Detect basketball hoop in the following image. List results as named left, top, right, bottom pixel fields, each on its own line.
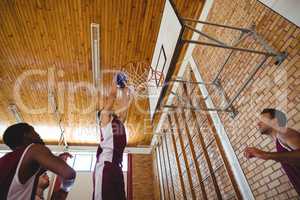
left=120, top=61, right=164, bottom=99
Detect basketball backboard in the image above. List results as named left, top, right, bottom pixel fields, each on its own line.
left=148, top=0, right=182, bottom=119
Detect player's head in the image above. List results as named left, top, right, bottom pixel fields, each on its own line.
left=38, top=173, right=50, bottom=189
left=3, top=123, right=44, bottom=150
left=258, top=108, right=287, bottom=135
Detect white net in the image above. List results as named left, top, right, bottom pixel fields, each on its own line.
left=121, top=61, right=164, bottom=99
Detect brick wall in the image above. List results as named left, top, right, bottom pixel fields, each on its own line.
left=152, top=150, right=161, bottom=200
left=152, top=0, right=299, bottom=199
left=191, top=0, right=300, bottom=199
left=153, top=68, right=241, bottom=199
left=132, top=154, right=155, bottom=200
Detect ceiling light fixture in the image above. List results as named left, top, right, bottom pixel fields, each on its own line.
left=48, top=91, right=68, bottom=149
left=8, top=104, right=23, bottom=123
left=91, top=23, right=100, bottom=88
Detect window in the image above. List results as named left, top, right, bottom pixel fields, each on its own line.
left=67, top=152, right=128, bottom=172
left=91, top=156, right=97, bottom=170
left=0, top=150, right=9, bottom=158
left=73, top=154, right=93, bottom=171
left=122, top=153, right=128, bottom=171
left=0, top=149, right=128, bottom=172
left=66, top=152, right=94, bottom=171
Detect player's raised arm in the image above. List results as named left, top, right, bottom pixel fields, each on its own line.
left=100, top=78, right=118, bottom=127
left=115, top=72, right=133, bottom=123
left=30, top=145, right=76, bottom=200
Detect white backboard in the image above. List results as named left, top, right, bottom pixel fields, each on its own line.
left=148, top=0, right=182, bottom=119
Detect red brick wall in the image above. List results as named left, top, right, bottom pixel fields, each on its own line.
left=132, top=154, right=155, bottom=200
left=191, top=0, right=300, bottom=199
left=152, top=0, right=299, bottom=199
left=153, top=69, right=240, bottom=199
left=152, top=150, right=161, bottom=200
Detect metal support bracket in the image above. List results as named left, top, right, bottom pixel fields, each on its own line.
left=169, top=79, right=238, bottom=117
left=154, top=1, right=287, bottom=120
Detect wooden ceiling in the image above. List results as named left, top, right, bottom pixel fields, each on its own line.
left=0, top=0, right=204, bottom=147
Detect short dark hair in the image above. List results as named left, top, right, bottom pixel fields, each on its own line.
left=3, top=123, right=33, bottom=149
left=261, top=108, right=287, bottom=127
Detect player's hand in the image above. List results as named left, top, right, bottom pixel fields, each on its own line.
left=38, top=173, right=50, bottom=189
left=58, top=152, right=73, bottom=161
left=123, top=81, right=129, bottom=88
left=244, top=147, right=269, bottom=160
left=110, top=82, right=118, bottom=96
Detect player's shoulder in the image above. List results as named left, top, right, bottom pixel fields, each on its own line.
left=285, top=128, right=300, bottom=150
left=278, top=128, right=299, bottom=138
left=27, top=144, right=51, bottom=157
left=285, top=128, right=300, bottom=138
left=29, top=143, right=46, bottom=149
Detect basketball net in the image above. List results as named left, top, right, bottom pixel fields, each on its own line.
left=121, top=61, right=164, bottom=99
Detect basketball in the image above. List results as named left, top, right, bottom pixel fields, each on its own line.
left=116, top=72, right=128, bottom=88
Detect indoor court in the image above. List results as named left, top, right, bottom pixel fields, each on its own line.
left=0, top=0, right=299, bottom=199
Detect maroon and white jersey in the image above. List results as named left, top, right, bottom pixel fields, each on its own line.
left=0, top=144, right=39, bottom=200
left=96, top=116, right=127, bottom=164
left=93, top=116, right=127, bottom=200
left=276, top=139, right=300, bottom=195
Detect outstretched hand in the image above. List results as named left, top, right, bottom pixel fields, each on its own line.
left=58, top=152, right=73, bottom=161
left=244, top=147, right=269, bottom=160
left=112, top=83, right=118, bottom=94
left=108, top=80, right=118, bottom=99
